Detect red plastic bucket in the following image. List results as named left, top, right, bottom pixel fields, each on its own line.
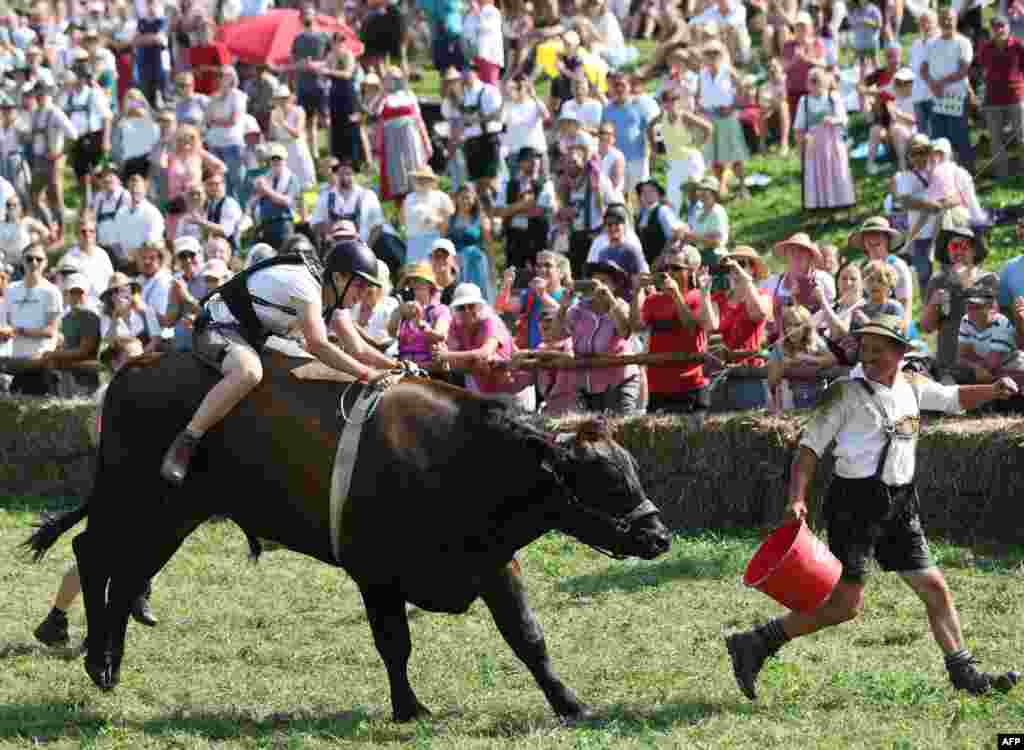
left=743, top=521, right=842, bottom=613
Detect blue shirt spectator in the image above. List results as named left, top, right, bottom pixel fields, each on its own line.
left=998, top=255, right=1024, bottom=310
left=602, top=102, right=649, bottom=163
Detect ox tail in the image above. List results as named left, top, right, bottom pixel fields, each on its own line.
left=22, top=503, right=89, bottom=563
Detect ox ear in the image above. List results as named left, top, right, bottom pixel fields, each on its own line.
left=575, top=417, right=612, bottom=445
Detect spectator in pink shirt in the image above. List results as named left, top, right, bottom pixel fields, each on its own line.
left=555, top=259, right=639, bottom=414
left=435, top=282, right=532, bottom=407
left=534, top=309, right=578, bottom=416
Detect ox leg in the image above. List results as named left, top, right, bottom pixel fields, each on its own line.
left=359, top=585, right=431, bottom=722
left=73, top=531, right=116, bottom=690
left=480, top=561, right=594, bottom=721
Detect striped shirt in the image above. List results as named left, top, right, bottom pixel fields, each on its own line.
left=958, top=313, right=1018, bottom=363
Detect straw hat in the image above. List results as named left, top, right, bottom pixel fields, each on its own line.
left=696, top=176, right=722, bottom=196
left=722, top=245, right=769, bottom=281
left=773, top=232, right=823, bottom=264
left=100, top=271, right=141, bottom=300
left=847, top=216, right=904, bottom=251
left=399, top=261, right=439, bottom=289
left=362, top=72, right=381, bottom=88
left=450, top=282, right=487, bottom=309
left=908, top=133, right=932, bottom=153
left=410, top=165, right=439, bottom=182
left=442, top=66, right=462, bottom=82
left=852, top=314, right=912, bottom=349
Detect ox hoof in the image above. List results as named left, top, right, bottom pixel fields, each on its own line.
left=558, top=703, right=596, bottom=724
left=392, top=702, right=432, bottom=723
left=85, top=658, right=116, bottom=691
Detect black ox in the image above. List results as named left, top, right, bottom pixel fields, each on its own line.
left=26, top=351, right=671, bottom=722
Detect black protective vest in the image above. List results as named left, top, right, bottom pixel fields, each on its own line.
left=200, top=254, right=307, bottom=349
left=505, top=176, right=549, bottom=241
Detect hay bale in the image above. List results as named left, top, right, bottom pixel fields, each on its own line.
left=3, top=399, right=1023, bottom=545
left=0, top=397, right=96, bottom=497
left=541, top=411, right=1024, bottom=546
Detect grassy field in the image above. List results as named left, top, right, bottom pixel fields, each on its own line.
left=2, top=495, right=1023, bottom=749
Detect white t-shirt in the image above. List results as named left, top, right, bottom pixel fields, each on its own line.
left=402, top=190, right=455, bottom=238
left=925, top=35, right=973, bottom=99
left=205, top=89, right=248, bottom=148
left=503, top=99, right=548, bottom=154
left=559, top=99, right=604, bottom=132
left=209, top=263, right=321, bottom=335
left=352, top=295, right=400, bottom=349
left=115, top=199, right=166, bottom=254
left=699, top=68, right=737, bottom=110
left=0, top=279, right=62, bottom=358
left=894, top=169, right=936, bottom=240
left=476, top=4, right=504, bottom=67
left=116, top=116, right=161, bottom=162
left=909, top=35, right=937, bottom=103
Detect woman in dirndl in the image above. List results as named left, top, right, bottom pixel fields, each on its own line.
left=698, top=41, right=750, bottom=201
left=447, top=183, right=495, bottom=303
left=374, top=67, right=432, bottom=203
left=794, top=69, right=855, bottom=213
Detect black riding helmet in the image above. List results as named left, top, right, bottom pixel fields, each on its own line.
left=324, top=239, right=381, bottom=287
left=322, top=239, right=381, bottom=322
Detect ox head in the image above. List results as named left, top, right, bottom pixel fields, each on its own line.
left=545, top=419, right=671, bottom=560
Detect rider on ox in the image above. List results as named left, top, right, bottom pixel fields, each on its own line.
left=726, top=315, right=1021, bottom=701
left=160, top=237, right=405, bottom=485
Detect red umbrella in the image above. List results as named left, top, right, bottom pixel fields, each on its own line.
left=216, top=9, right=363, bottom=67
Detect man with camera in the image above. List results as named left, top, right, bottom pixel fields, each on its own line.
left=630, top=244, right=717, bottom=417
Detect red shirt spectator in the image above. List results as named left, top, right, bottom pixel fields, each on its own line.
left=977, top=33, right=1024, bottom=106
left=713, top=289, right=771, bottom=367
left=641, top=289, right=708, bottom=394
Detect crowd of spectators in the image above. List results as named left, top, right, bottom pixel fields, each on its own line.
left=0, top=0, right=1023, bottom=416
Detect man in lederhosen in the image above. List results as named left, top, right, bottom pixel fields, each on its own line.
left=492, top=147, right=556, bottom=280
left=250, top=143, right=300, bottom=250
left=557, top=142, right=621, bottom=277
left=726, top=315, right=1021, bottom=700
left=635, top=179, right=684, bottom=267
left=458, top=63, right=502, bottom=207
left=188, top=171, right=243, bottom=254
left=29, top=80, right=78, bottom=241
left=310, top=157, right=386, bottom=247
left=61, top=63, right=113, bottom=204
left=90, top=165, right=130, bottom=258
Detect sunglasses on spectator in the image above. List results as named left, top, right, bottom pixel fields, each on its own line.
left=80, top=227, right=96, bottom=235
left=23, top=255, right=45, bottom=264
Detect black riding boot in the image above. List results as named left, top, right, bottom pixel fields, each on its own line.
left=726, top=618, right=790, bottom=700
left=946, top=651, right=1019, bottom=696
left=131, top=580, right=158, bottom=627
left=160, top=430, right=201, bottom=485
left=34, top=607, right=69, bottom=647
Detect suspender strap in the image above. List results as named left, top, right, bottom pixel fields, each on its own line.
left=855, top=376, right=922, bottom=485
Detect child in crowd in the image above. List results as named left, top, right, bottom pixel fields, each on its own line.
left=767, top=303, right=837, bottom=411
left=867, top=68, right=916, bottom=174
left=957, top=281, right=1024, bottom=384
left=848, top=0, right=883, bottom=73
left=758, top=58, right=790, bottom=155
left=854, top=259, right=905, bottom=328
left=534, top=309, right=578, bottom=415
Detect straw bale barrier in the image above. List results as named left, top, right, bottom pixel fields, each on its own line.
left=0, top=397, right=96, bottom=498
left=2, top=399, right=1023, bottom=545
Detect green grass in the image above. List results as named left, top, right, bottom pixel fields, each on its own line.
left=2, top=497, right=1022, bottom=749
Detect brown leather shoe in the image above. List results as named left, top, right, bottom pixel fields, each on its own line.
left=160, top=431, right=200, bottom=485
